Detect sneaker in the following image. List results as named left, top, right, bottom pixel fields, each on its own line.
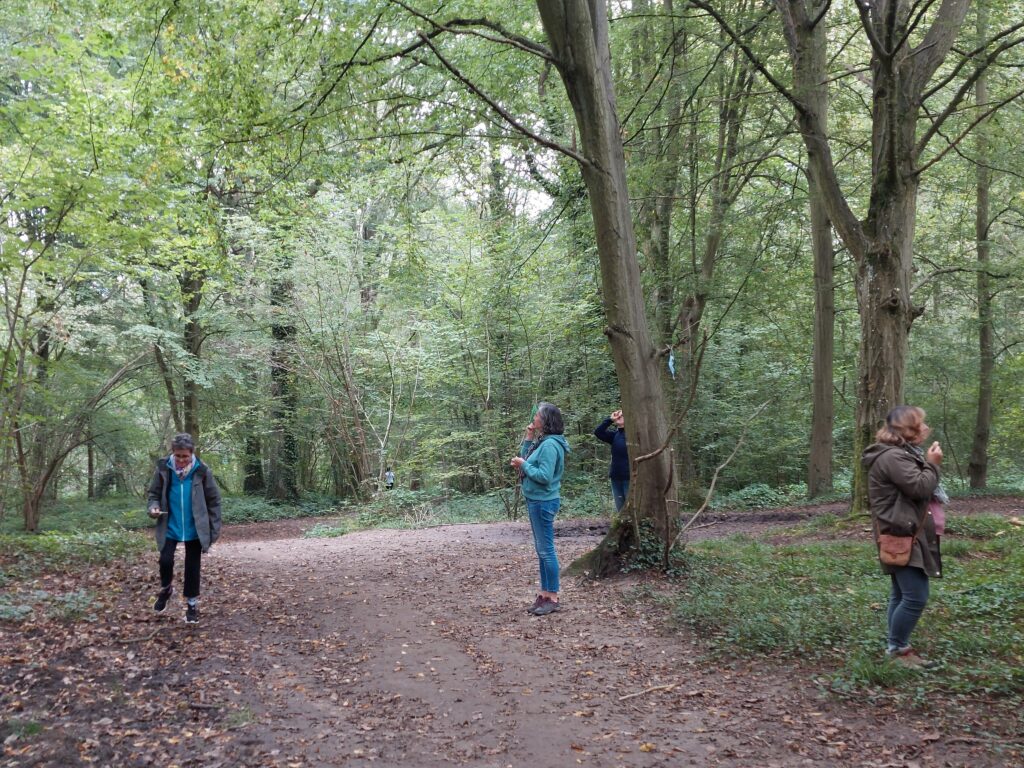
left=526, top=595, right=545, bottom=615
left=154, top=585, right=173, bottom=613
left=531, top=597, right=562, bottom=616
left=887, top=647, right=939, bottom=669
left=185, top=602, right=199, bottom=624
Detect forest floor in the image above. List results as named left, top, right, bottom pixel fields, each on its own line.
left=3, top=497, right=1023, bottom=767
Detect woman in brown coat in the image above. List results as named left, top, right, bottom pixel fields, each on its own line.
left=861, top=406, right=943, bottom=667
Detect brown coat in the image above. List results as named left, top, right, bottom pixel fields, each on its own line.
left=861, top=442, right=942, bottom=578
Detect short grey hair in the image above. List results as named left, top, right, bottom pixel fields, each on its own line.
left=171, top=433, right=195, bottom=452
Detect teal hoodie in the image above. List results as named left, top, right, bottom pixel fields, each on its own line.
left=519, top=434, right=570, bottom=501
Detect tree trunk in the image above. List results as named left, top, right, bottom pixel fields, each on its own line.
left=968, top=4, right=992, bottom=489
left=537, top=0, right=678, bottom=573
left=243, top=430, right=266, bottom=494
left=804, top=0, right=834, bottom=497
left=87, top=441, right=95, bottom=499
left=771, top=0, right=970, bottom=512
left=141, top=277, right=184, bottom=433
left=266, top=277, right=300, bottom=501
left=180, top=268, right=204, bottom=442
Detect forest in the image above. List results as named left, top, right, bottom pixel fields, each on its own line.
left=2, top=0, right=1023, bottom=538
left=3, top=2, right=1024, bottom=765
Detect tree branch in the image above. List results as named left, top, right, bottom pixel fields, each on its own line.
left=416, top=33, right=587, bottom=165
left=915, top=86, right=1024, bottom=176
left=690, top=1, right=802, bottom=115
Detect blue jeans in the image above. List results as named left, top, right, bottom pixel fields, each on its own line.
left=887, top=566, right=930, bottom=652
left=527, top=498, right=560, bottom=594
left=610, top=478, right=629, bottom=512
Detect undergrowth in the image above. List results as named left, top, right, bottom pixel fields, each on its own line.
left=661, top=514, right=1024, bottom=707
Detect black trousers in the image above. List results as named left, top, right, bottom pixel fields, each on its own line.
left=159, top=538, right=203, bottom=599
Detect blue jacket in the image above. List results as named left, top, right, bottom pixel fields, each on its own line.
left=594, top=418, right=630, bottom=480
left=147, top=456, right=222, bottom=552
left=519, top=435, right=570, bottom=501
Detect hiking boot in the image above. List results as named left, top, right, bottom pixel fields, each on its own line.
left=185, top=602, right=199, bottom=624
left=887, top=647, right=939, bottom=669
left=526, top=595, right=545, bottom=615
left=154, top=585, right=173, bottom=613
left=531, top=597, right=562, bottom=616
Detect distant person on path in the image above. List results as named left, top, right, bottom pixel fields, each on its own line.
left=147, top=433, right=222, bottom=625
left=594, top=409, right=629, bottom=512
left=510, top=402, right=570, bottom=617
left=385, top=467, right=395, bottom=490
left=862, top=406, right=944, bottom=668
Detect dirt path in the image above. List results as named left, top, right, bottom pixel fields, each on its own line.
left=3, top=502, right=1021, bottom=767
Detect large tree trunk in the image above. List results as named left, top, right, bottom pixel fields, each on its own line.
left=771, top=0, right=971, bottom=512
left=537, top=0, right=678, bottom=573
left=804, top=0, right=834, bottom=497
left=968, top=5, right=993, bottom=489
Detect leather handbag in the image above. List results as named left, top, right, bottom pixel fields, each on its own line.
left=877, top=533, right=914, bottom=566
left=875, top=504, right=929, bottom=567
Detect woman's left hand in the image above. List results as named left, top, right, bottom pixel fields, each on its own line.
left=510, top=456, right=525, bottom=469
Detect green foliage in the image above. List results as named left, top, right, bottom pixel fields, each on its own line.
left=0, top=530, right=148, bottom=579
left=0, top=496, right=150, bottom=535
left=663, top=516, right=1024, bottom=703
left=712, top=483, right=803, bottom=510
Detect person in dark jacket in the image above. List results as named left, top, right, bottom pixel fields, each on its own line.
left=594, top=409, right=629, bottom=512
left=147, top=433, right=222, bottom=624
left=861, top=406, right=943, bottom=668
left=511, top=402, right=570, bottom=616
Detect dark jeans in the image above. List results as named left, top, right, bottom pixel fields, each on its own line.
left=887, top=566, right=930, bottom=652
left=160, top=538, right=203, bottom=599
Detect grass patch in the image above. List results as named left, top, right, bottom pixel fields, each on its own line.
left=663, top=515, right=1024, bottom=704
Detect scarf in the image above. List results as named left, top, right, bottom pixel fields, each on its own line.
left=906, top=443, right=949, bottom=504
left=171, top=455, right=197, bottom=481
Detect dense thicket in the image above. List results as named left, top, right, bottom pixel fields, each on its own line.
left=2, top=0, right=1022, bottom=531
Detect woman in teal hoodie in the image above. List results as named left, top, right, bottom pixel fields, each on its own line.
left=147, top=433, right=222, bottom=624
left=510, top=402, right=570, bottom=616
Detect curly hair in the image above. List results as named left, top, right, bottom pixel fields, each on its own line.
left=875, top=406, right=925, bottom=445
left=536, top=402, right=564, bottom=436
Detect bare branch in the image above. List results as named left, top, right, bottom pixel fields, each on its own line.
left=388, top=0, right=553, bottom=60
left=690, top=1, right=802, bottom=114
left=916, top=34, right=1024, bottom=157
left=915, top=86, right=1024, bottom=176
left=416, top=33, right=587, bottom=165
left=669, top=402, right=770, bottom=551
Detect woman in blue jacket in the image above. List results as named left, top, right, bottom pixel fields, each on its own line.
left=594, top=409, right=629, bottom=511
left=511, top=402, right=570, bottom=616
left=147, top=433, right=222, bottom=624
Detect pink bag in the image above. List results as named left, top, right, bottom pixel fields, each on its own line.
left=929, top=499, right=946, bottom=536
